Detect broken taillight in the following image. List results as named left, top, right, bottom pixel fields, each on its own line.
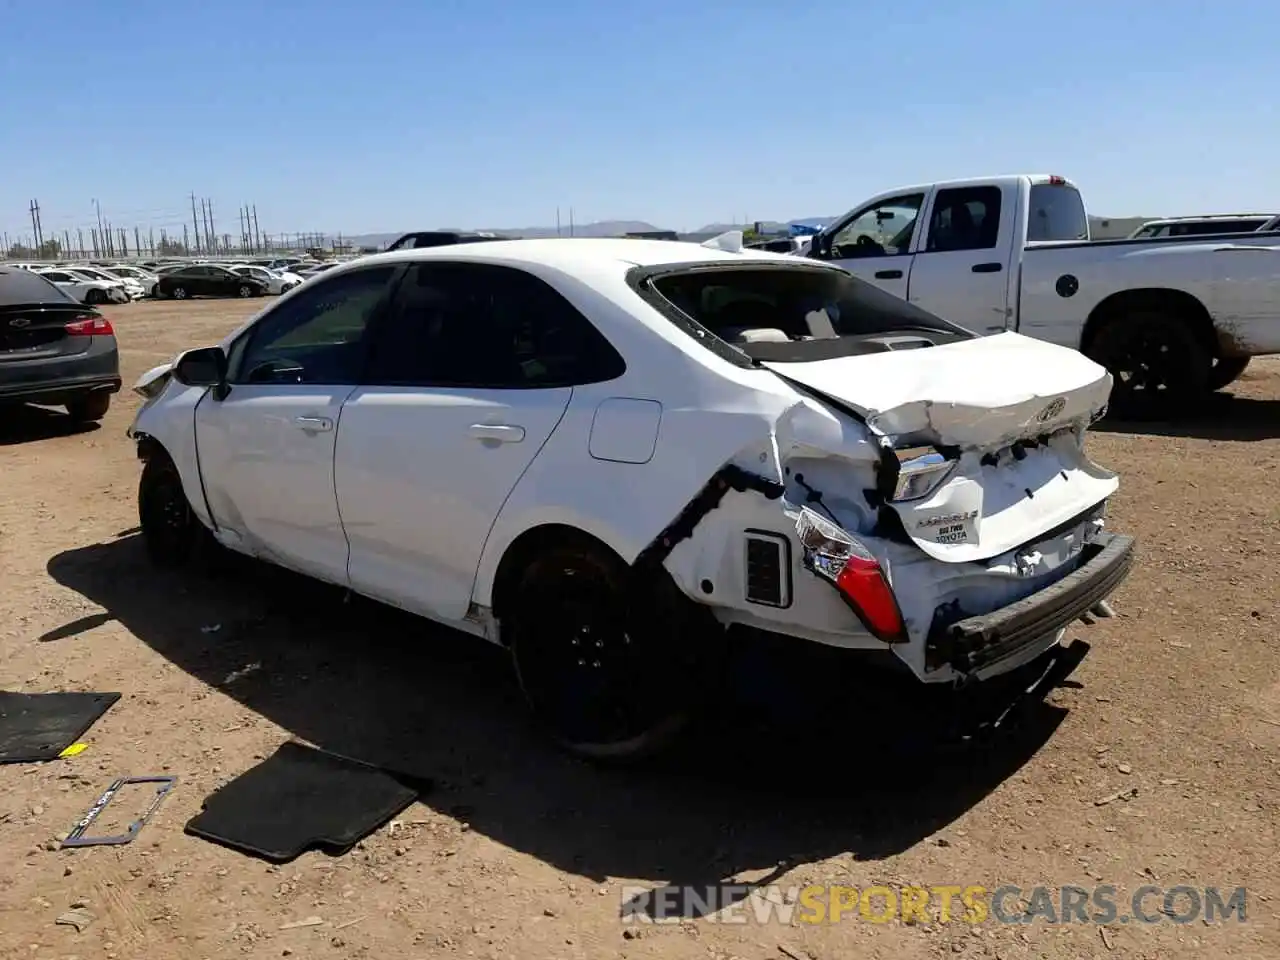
left=794, top=507, right=907, bottom=643
left=890, top=446, right=956, bottom=502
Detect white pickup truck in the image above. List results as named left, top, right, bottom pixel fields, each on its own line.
left=803, top=174, right=1280, bottom=417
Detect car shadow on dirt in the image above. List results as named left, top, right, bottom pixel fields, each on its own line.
left=47, top=532, right=1070, bottom=898
left=1096, top=392, right=1280, bottom=442
left=0, top=405, right=99, bottom=446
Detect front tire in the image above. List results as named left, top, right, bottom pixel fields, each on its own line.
left=85, top=288, right=106, bottom=305
left=1087, top=312, right=1211, bottom=420
left=238, top=284, right=253, bottom=298
left=138, top=454, right=205, bottom=567
left=507, top=543, right=723, bottom=761
left=1207, top=356, right=1250, bottom=391
left=172, top=286, right=188, bottom=300
left=66, top=392, right=110, bottom=422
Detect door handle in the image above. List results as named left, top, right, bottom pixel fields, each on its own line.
left=294, top=415, right=333, bottom=432
left=469, top=423, right=526, bottom=443
left=972, top=262, right=1003, bottom=273
left=874, top=269, right=904, bottom=280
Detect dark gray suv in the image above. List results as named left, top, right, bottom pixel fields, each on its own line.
left=0, top=266, right=121, bottom=422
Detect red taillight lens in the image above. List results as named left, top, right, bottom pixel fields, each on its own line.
left=795, top=507, right=907, bottom=643
left=834, top=557, right=908, bottom=641
left=65, top=315, right=114, bottom=337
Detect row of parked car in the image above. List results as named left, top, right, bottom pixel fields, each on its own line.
left=2, top=256, right=350, bottom=305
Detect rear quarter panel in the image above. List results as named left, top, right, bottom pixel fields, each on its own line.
left=1018, top=234, right=1280, bottom=355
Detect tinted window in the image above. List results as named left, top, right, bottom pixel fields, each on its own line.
left=1026, top=183, right=1089, bottom=241
left=230, top=266, right=398, bottom=385
left=926, top=187, right=1002, bottom=252
left=365, top=262, right=625, bottom=389
left=1172, top=219, right=1267, bottom=237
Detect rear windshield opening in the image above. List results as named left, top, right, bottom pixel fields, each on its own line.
left=640, top=265, right=973, bottom=364
left=1027, top=183, right=1089, bottom=242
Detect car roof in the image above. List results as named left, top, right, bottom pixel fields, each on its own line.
left=353, top=237, right=810, bottom=275
left=0, top=265, right=80, bottom=305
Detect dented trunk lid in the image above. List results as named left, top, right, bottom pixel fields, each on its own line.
left=763, top=332, right=1119, bottom=562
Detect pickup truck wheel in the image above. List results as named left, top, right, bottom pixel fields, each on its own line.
left=66, top=392, right=110, bottom=422
left=507, top=544, right=721, bottom=762
left=1207, top=357, right=1250, bottom=391
left=138, top=455, right=211, bottom=567
left=1088, top=312, right=1210, bottom=420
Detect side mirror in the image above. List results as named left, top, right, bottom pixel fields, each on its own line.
left=808, top=233, right=831, bottom=259
left=173, top=346, right=227, bottom=390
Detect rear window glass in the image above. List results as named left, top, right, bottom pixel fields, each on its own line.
left=638, top=265, right=973, bottom=365
left=1026, top=183, right=1089, bottom=242
left=0, top=267, right=78, bottom=305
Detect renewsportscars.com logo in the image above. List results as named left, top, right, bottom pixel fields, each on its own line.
left=619, top=884, right=1248, bottom=926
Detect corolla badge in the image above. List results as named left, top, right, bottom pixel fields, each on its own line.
left=1035, top=397, right=1066, bottom=423
left=9, top=317, right=31, bottom=328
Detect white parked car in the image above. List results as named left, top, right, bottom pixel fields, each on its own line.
left=127, top=238, right=1135, bottom=757
left=102, top=265, right=160, bottom=296
left=67, top=267, right=143, bottom=301
left=228, top=264, right=302, bottom=295
left=36, top=268, right=127, bottom=304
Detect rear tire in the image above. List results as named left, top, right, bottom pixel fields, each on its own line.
left=1207, top=356, right=1250, bottom=391
left=66, top=392, right=110, bottom=422
left=238, top=284, right=253, bottom=298
left=506, top=543, right=723, bottom=762
left=1086, top=311, right=1211, bottom=420
left=138, top=454, right=210, bottom=567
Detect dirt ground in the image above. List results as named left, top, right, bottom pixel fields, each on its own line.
left=1, top=298, right=1278, bottom=960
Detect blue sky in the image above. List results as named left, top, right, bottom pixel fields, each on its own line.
left=1, top=0, right=1275, bottom=240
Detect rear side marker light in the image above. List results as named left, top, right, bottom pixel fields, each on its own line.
left=794, top=507, right=907, bottom=643
left=65, top=315, right=113, bottom=337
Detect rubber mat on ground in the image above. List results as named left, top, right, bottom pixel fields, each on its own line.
left=0, top=691, right=120, bottom=763
left=184, top=741, right=424, bottom=862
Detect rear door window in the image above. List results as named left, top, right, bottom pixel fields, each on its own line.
left=925, top=187, right=1002, bottom=252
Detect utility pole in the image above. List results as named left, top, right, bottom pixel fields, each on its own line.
left=569, top=207, right=575, bottom=238
left=93, top=199, right=104, bottom=253
left=90, top=228, right=99, bottom=258
left=251, top=205, right=261, bottom=253
left=63, top=230, right=71, bottom=257
left=149, top=227, right=155, bottom=256
left=206, top=199, right=216, bottom=252
left=119, top=227, right=129, bottom=257
left=77, top=228, right=85, bottom=258
left=29, top=200, right=41, bottom=254
left=200, top=199, right=211, bottom=253
left=190, top=193, right=202, bottom=255
left=135, top=226, right=142, bottom=258
left=183, top=223, right=190, bottom=253
left=556, top=208, right=561, bottom=237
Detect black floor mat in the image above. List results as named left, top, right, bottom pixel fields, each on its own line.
left=184, top=741, right=424, bottom=863
left=0, top=691, right=121, bottom=763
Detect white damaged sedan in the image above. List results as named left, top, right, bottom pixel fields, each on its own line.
left=127, top=236, right=1135, bottom=757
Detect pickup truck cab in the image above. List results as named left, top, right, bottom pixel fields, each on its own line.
left=807, top=174, right=1280, bottom=417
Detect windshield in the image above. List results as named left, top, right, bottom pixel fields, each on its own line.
left=1026, top=183, right=1089, bottom=241
left=638, top=264, right=973, bottom=365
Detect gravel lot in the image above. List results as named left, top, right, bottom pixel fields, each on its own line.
left=1, top=298, right=1278, bottom=960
